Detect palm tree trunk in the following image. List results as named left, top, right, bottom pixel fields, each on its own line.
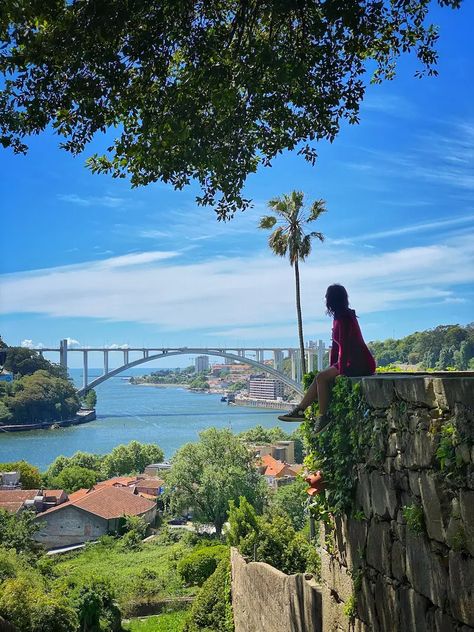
left=294, top=260, right=306, bottom=378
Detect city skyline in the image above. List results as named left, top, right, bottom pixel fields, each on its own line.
left=1, top=3, right=473, bottom=369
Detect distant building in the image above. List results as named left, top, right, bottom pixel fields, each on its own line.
left=0, top=489, right=67, bottom=514
left=257, top=455, right=301, bottom=489
left=195, top=355, right=209, bottom=373
left=248, top=378, right=285, bottom=400
left=249, top=440, right=296, bottom=465
left=0, top=471, right=21, bottom=490
left=144, top=462, right=172, bottom=477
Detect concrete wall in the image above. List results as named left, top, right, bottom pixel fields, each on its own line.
left=35, top=505, right=108, bottom=548
left=317, top=375, right=474, bottom=632
left=231, top=548, right=322, bottom=632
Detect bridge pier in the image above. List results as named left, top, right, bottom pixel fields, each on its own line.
left=82, top=350, right=88, bottom=391
left=103, top=350, right=109, bottom=375
left=59, top=339, right=68, bottom=371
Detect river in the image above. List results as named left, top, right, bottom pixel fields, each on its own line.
left=0, top=368, right=289, bottom=471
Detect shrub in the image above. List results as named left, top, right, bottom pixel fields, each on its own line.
left=177, top=545, right=228, bottom=586
left=182, top=558, right=233, bottom=632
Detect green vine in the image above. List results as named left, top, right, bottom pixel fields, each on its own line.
left=402, top=504, right=425, bottom=535
left=302, top=376, right=373, bottom=516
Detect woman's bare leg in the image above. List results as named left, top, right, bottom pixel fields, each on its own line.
left=298, top=366, right=339, bottom=413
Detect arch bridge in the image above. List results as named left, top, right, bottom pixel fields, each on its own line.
left=39, top=340, right=328, bottom=397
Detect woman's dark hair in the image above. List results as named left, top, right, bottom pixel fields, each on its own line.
left=326, top=284, right=350, bottom=318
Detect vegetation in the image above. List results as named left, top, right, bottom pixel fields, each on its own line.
left=0, top=510, right=41, bottom=558
left=0, top=1, right=461, bottom=218
left=260, top=191, right=326, bottom=376
left=269, top=477, right=309, bottom=531
left=182, top=558, right=234, bottom=632
left=44, top=441, right=164, bottom=484
left=48, top=465, right=99, bottom=494
left=166, top=428, right=267, bottom=535
left=402, top=504, right=425, bottom=535
left=123, top=612, right=189, bottom=632
left=130, top=367, right=196, bottom=386
left=368, top=323, right=474, bottom=369
left=83, top=389, right=97, bottom=409
left=0, top=460, right=42, bottom=489
left=177, top=545, right=229, bottom=586
left=227, top=497, right=318, bottom=576
left=0, top=344, right=81, bottom=427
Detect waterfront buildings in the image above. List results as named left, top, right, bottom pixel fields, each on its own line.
left=195, top=355, right=209, bottom=373
left=248, top=378, right=285, bottom=400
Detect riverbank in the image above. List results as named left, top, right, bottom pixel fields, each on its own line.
left=234, top=397, right=293, bottom=410
left=0, top=409, right=96, bottom=433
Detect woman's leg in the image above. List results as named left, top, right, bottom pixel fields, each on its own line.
left=315, top=366, right=339, bottom=415
left=298, top=366, right=339, bottom=412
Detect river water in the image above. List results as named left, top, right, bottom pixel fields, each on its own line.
left=0, top=368, right=287, bottom=471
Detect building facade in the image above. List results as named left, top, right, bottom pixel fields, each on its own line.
left=195, top=355, right=209, bottom=373
left=248, top=378, right=285, bottom=400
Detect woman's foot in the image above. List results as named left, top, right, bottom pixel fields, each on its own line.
left=278, top=407, right=306, bottom=422
left=312, top=414, right=332, bottom=434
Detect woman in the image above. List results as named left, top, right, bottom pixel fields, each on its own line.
left=278, top=284, right=376, bottom=432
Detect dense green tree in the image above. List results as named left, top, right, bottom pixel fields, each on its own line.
left=83, top=389, right=97, bottom=409
left=45, top=452, right=104, bottom=482
left=238, top=424, right=304, bottom=463
left=260, top=191, right=326, bottom=376
left=100, top=440, right=164, bottom=478
left=0, top=460, right=42, bottom=489
left=3, top=347, right=65, bottom=379
left=189, top=376, right=210, bottom=390
left=0, top=1, right=461, bottom=218
left=49, top=465, right=99, bottom=494
left=0, top=509, right=41, bottom=557
left=268, top=478, right=308, bottom=531
left=167, top=428, right=267, bottom=535
left=72, top=578, right=121, bottom=632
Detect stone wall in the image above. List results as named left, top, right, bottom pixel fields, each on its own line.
left=231, top=548, right=322, bottom=632
left=317, top=375, right=474, bottom=632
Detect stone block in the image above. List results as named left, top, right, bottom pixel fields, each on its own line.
left=402, top=431, right=437, bottom=469
left=391, top=539, right=406, bottom=581
left=405, top=531, right=448, bottom=608
left=449, top=551, right=474, bottom=627
left=357, top=576, right=379, bottom=631
left=343, top=517, right=368, bottom=570
left=375, top=577, right=399, bottom=632
left=355, top=466, right=372, bottom=519
left=361, top=377, right=395, bottom=409
left=394, top=376, right=437, bottom=407
left=370, top=471, right=397, bottom=519
left=460, top=490, right=474, bottom=556
left=432, top=377, right=474, bottom=411
left=427, top=609, right=458, bottom=632
left=366, top=520, right=391, bottom=575
left=387, top=433, right=402, bottom=457
left=408, top=471, right=421, bottom=498
left=399, top=587, right=430, bottom=632
left=419, top=471, right=446, bottom=543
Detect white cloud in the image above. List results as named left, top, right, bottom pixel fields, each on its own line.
left=66, top=338, right=80, bottom=347
left=2, top=234, right=472, bottom=344
left=58, top=193, right=125, bottom=208
left=106, top=343, right=130, bottom=349
left=21, top=339, right=44, bottom=349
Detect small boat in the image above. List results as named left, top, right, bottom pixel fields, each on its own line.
left=220, top=396, right=227, bottom=402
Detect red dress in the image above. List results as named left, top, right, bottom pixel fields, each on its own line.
left=330, top=309, right=376, bottom=377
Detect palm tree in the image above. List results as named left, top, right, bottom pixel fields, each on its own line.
left=260, top=191, right=326, bottom=378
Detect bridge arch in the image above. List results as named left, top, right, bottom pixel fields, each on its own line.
left=78, top=349, right=304, bottom=397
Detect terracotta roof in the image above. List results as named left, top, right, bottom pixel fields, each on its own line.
left=94, top=476, right=139, bottom=488
left=67, top=488, right=90, bottom=502
left=38, top=485, right=156, bottom=520
left=0, top=490, right=39, bottom=514
left=43, top=490, right=65, bottom=499
left=135, top=478, right=164, bottom=490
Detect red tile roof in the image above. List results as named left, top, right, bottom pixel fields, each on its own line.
left=38, top=486, right=156, bottom=520
left=67, top=488, right=90, bottom=502
left=95, top=476, right=138, bottom=488
left=0, top=490, right=39, bottom=514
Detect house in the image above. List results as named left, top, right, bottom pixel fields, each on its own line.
left=248, top=440, right=296, bottom=464
left=258, top=455, right=300, bottom=489
left=34, top=485, right=157, bottom=549
left=0, top=471, right=21, bottom=490
left=0, top=489, right=67, bottom=514
left=144, top=462, right=172, bottom=476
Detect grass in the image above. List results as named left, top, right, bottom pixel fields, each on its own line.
left=123, top=611, right=189, bottom=632
left=51, top=533, right=198, bottom=616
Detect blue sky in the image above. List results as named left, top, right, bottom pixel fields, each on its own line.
left=1, top=3, right=473, bottom=369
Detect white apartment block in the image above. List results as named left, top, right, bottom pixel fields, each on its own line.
left=195, top=355, right=209, bottom=373
left=248, top=378, right=285, bottom=400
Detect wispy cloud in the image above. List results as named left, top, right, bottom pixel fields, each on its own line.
left=330, top=213, right=474, bottom=245
left=1, top=234, right=472, bottom=343
left=361, top=93, right=416, bottom=119
left=139, top=230, right=172, bottom=239
left=58, top=193, right=125, bottom=209
left=21, top=339, right=44, bottom=349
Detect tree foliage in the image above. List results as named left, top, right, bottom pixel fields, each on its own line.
left=369, top=323, right=474, bottom=369
left=177, top=545, right=229, bottom=586
left=101, top=440, right=164, bottom=479
left=166, top=428, right=267, bottom=535
left=0, top=460, right=42, bottom=489
left=0, top=509, right=41, bottom=558
left=48, top=465, right=99, bottom=494
left=269, top=477, right=309, bottom=531
left=2, top=347, right=65, bottom=379
left=238, top=424, right=304, bottom=463
left=0, top=1, right=462, bottom=218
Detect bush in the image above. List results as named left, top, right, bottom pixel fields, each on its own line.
left=177, top=545, right=228, bottom=586
left=182, top=558, right=233, bottom=632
